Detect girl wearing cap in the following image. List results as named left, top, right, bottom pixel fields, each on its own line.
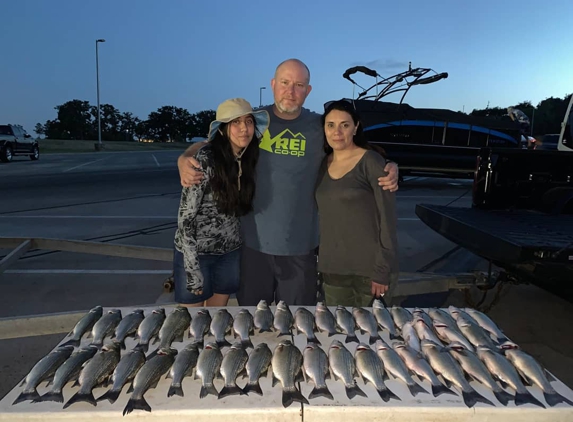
left=173, top=98, right=269, bottom=306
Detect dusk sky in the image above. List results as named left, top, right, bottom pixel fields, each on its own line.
left=2, top=0, right=572, bottom=135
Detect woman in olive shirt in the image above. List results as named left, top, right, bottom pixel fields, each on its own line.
left=315, top=100, right=399, bottom=307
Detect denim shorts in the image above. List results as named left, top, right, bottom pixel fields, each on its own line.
left=173, top=248, right=240, bottom=304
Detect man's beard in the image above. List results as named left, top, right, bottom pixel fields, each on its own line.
left=276, top=100, right=301, bottom=115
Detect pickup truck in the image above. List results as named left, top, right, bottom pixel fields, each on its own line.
left=0, top=124, right=39, bottom=162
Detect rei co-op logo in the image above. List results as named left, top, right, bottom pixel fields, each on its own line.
left=259, top=129, right=306, bottom=157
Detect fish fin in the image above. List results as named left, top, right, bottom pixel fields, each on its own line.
left=493, top=390, right=513, bottom=406
left=119, top=339, right=126, bottom=350
left=295, top=369, right=305, bottom=384
left=242, top=338, right=254, bottom=349
left=432, top=383, right=457, bottom=398
left=498, top=379, right=510, bottom=390
left=515, top=391, right=545, bottom=408
left=389, top=332, right=402, bottom=341
left=147, top=349, right=158, bottom=359
left=165, top=371, right=172, bottom=379
left=369, top=334, right=381, bottom=345
left=309, top=385, right=334, bottom=400
left=308, top=336, right=321, bottom=346
left=35, top=391, right=64, bottom=403
left=218, top=385, right=245, bottom=399
left=345, top=334, right=359, bottom=344
left=383, top=371, right=390, bottom=382
left=126, top=382, right=134, bottom=394
left=243, top=381, right=263, bottom=396
left=282, top=388, right=309, bottom=408
left=272, top=373, right=279, bottom=388
left=150, top=379, right=160, bottom=390
left=359, top=329, right=365, bottom=335
left=152, top=337, right=159, bottom=345
left=96, top=389, right=120, bottom=404
left=331, top=372, right=339, bottom=382
left=18, top=379, right=26, bottom=387
left=216, top=371, right=224, bottom=380
left=123, top=396, right=152, bottom=416
left=59, top=339, right=80, bottom=348
left=544, top=391, right=573, bottom=407
left=259, top=328, right=273, bottom=333
left=63, top=391, right=97, bottom=409
left=13, top=389, right=40, bottom=405
left=377, top=387, right=401, bottom=403
left=199, top=384, right=218, bottom=399
left=134, top=342, right=149, bottom=353
left=443, top=378, right=453, bottom=389
left=328, top=331, right=337, bottom=337
left=408, top=382, right=429, bottom=396
left=216, top=339, right=232, bottom=348
left=277, top=331, right=291, bottom=337
left=346, top=383, right=367, bottom=399
left=167, top=384, right=184, bottom=398
left=545, top=371, right=557, bottom=383
left=86, top=331, right=92, bottom=339
left=462, top=389, right=495, bottom=408
left=516, top=368, right=532, bottom=386
left=71, top=379, right=81, bottom=388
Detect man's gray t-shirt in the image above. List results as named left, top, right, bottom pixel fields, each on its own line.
left=240, top=106, right=324, bottom=256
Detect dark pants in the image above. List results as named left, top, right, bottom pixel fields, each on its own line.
left=322, top=272, right=400, bottom=307
left=236, top=246, right=318, bottom=306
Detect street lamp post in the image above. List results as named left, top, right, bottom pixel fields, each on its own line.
left=259, top=86, right=266, bottom=107
left=96, top=39, right=106, bottom=149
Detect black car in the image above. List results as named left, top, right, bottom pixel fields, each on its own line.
left=0, top=124, right=39, bottom=162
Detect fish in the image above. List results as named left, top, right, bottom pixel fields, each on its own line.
left=390, top=306, right=412, bottom=330
left=295, top=307, right=320, bottom=345
left=188, top=309, right=211, bottom=346
left=13, top=345, right=75, bottom=405
left=448, top=306, right=479, bottom=325
left=272, top=339, right=308, bottom=408
left=195, top=342, right=224, bottom=398
left=503, top=346, right=573, bottom=407
left=114, top=309, right=145, bottom=350
left=421, top=340, right=494, bottom=408
left=63, top=342, right=122, bottom=408
left=428, top=307, right=460, bottom=332
left=219, top=341, right=249, bottom=398
left=373, top=299, right=400, bottom=340
left=303, top=342, right=333, bottom=400
left=412, top=308, right=433, bottom=328
left=352, top=307, right=381, bottom=345
left=253, top=300, right=274, bottom=333
left=413, top=318, right=442, bottom=345
left=134, top=308, right=166, bottom=352
left=375, top=339, right=428, bottom=396
left=401, top=321, right=421, bottom=352
left=457, top=317, right=498, bottom=350
left=210, top=308, right=234, bottom=348
left=273, top=301, right=294, bottom=337
left=392, top=341, right=456, bottom=397
left=97, top=349, right=146, bottom=404
left=156, top=306, right=192, bottom=350
left=448, top=343, right=513, bottom=406
left=433, top=321, right=474, bottom=352
left=335, top=305, right=358, bottom=344
left=315, top=302, right=338, bottom=336
left=328, top=340, right=366, bottom=399
left=35, top=346, right=98, bottom=403
left=233, top=309, right=255, bottom=349
left=60, top=306, right=103, bottom=348
left=465, top=308, right=508, bottom=344
left=477, top=346, right=546, bottom=408
left=166, top=342, right=200, bottom=397
left=355, top=343, right=400, bottom=402
left=243, top=343, right=273, bottom=396
left=123, top=347, right=178, bottom=415
left=90, top=309, right=122, bottom=349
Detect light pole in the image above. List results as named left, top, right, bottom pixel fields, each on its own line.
left=96, top=39, right=106, bottom=149
left=259, top=86, right=266, bottom=107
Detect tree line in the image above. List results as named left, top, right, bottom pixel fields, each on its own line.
left=34, top=100, right=216, bottom=142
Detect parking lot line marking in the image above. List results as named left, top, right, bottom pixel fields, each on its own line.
left=63, top=157, right=109, bottom=172
left=4, top=269, right=172, bottom=274
left=152, top=154, right=160, bottom=167
left=0, top=215, right=176, bottom=219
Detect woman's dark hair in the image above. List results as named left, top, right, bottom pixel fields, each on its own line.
left=209, top=118, right=260, bottom=216
left=321, top=100, right=387, bottom=158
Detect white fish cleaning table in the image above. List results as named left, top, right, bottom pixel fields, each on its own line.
left=1, top=305, right=572, bottom=422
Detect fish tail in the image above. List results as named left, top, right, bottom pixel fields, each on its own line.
left=309, top=385, right=333, bottom=400
left=345, top=383, right=367, bottom=399
left=408, top=382, right=429, bottom=396
left=377, top=387, right=401, bottom=402
left=96, top=389, right=120, bottom=404
left=216, top=339, right=232, bottom=348
left=282, top=388, right=309, bottom=408
left=544, top=391, right=573, bottom=407
left=133, top=342, right=149, bottom=353
left=218, top=384, right=245, bottom=399
left=327, top=330, right=337, bottom=337
left=258, top=328, right=273, bottom=333
left=167, top=384, right=184, bottom=398
left=307, top=336, right=322, bottom=346
left=123, top=396, right=151, bottom=416
left=242, top=381, right=263, bottom=396
left=493, top=389, right=513, bottom=406
left=432, top=383, right=457, bottom=398
left=369, top=334, right=381, bottom=345
left=35, top=390, right=64, bottom=403
left=241, top=338, right=254, bottom=349
left=345, top=334, right=359, bottom=344
left=199, top=384, right=219, bottom=399
left=515, top=391, right=545, bottom=408
left=63, top=391, right=97, bottom=409
left=13, top=389, right=40, bottom=405
left=59, top=338, right=80, bottom=348
left=277, top=331, right=291, bottom=337
left=462, top=389, right=495, bottom=408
